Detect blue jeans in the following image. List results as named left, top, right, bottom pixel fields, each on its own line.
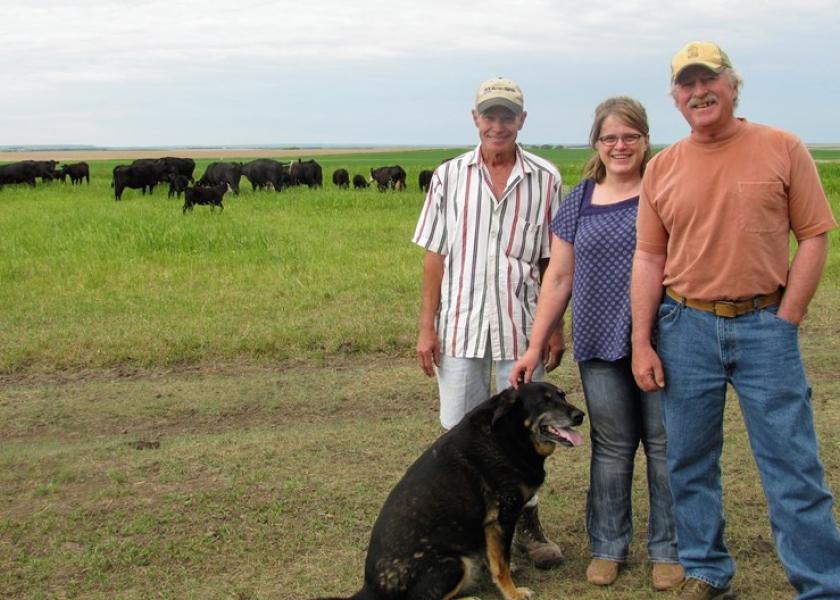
left=656, top=297, right=840, bottom=598
left=578, top=357, right=678, bottom=563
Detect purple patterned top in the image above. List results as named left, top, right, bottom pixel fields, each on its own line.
left=551, top=179, right=639, bottom=362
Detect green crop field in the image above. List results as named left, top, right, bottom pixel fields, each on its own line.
left=1, top=147, right=839, bottom=599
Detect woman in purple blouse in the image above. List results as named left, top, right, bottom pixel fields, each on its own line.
left=509, top=97, right=683, bottom=591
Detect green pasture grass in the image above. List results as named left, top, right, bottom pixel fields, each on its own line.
left=812, top=148, right=840, bottom=162
left=2, top=148, right=838, bottom=373
left=0, top=149, right=587, bottom=373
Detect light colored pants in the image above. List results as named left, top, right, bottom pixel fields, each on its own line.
left=435, top=337, right=545, bottom=430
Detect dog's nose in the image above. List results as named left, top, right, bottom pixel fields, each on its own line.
left=571, top=408, right=585, bottom=426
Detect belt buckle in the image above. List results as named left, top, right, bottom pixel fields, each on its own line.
left=712, top=301, right=737, bottom=318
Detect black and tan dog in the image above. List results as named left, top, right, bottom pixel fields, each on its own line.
left=317, top=381, right=584, bottom=600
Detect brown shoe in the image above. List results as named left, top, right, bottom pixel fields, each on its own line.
left=652, top=562, right=684, bottom=591
left=513, top=504, right=563, bottom=569
left=675, top=578, right=731, bottom=599
left=586, top=558, right=620, bottom=586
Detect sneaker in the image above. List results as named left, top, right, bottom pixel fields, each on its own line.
left=586, top=558, right=620, bottom=586
left=513, top=504, right=563, bottom=569
left=652, top=562, right=684, bottom=591
left=675, top=578, right=731, bottom=599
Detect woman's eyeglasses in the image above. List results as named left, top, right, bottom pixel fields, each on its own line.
left=597, top=133, right=644, bottom=146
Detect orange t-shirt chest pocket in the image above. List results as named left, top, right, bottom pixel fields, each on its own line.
left=737, top=181, right=788, bottom=234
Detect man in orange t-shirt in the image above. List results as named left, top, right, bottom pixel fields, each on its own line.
left=631, top=41, right=840, bottom=600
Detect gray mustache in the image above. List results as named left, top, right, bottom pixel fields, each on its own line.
left=688, top=94, right=717, bottom=108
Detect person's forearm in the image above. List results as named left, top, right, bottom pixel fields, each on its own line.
left=778, top=233, right=829, bottom=324
left=530, top=276, right=571, bottom=351
left=630, top=250, right=666, bottom=348
left=419, top=251, right=444, bottom=330
left=532, top=242, right=574, bottom=350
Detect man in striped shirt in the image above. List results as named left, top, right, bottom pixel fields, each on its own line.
left=412, top=77, right=565, bottom=569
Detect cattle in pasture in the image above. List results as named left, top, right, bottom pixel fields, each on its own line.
left=0, top=160, right=68, bottom=187
left=167, top=174, right=190, bottom=199
left=33, top=160, right=59, bottom=182
left=113, top=163, right=161, bottom=200
left=128, top=158, right=170, bottom=186
left=241, top=159, right=291, bottom=192
left=332, top=168, right=350, bottom=189
left=369, top=165, right=407, bottom=192
left=289, top=159, right=323, bottom=188
left=198, top=162, right=243, bottom=195
left=352, top=174, right=368, bottom=189
left=61, top=162, right=90, bottom=185
left=418, top=169, right=433, bottom=192
left=183, top=183, right=227, bottom=214
left=0, top=161, right=39, bottom=187
left=160, top=157, right=196, bottom=182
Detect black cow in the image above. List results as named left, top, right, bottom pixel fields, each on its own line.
left=113, top=163, right=161, bottom=200
left=167, top=174, right=190, bottom=198
left=241, top=159, right=291, bottom=192
left=32, top=160, right=59, bottom=182
left=198, top=162, right=243, bottom=195
left=61, top=162, right=90, bottom=185
left=183, top=183, right=227, bottom=214
left=0, top=160, right=64, bottom=187
left=332, top=168, right=350, bottom=189
left=160, top=157, right=196, bottom=182
left=352, top=174, right=368, bottom=189
left=289, top=159, right=323, bottom=188
left=128, top=158, right=170, bottom=186
left=370, top=165, right=407, bottom=192
left=0, top=161, right=39, bottom=187
left=418, top=169, right=433, bottom=192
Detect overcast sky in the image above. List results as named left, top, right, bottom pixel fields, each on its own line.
left=2, top=0, right=838, bottom=147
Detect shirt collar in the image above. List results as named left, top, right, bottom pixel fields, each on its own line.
left=469, top=143, right=530, bottom=176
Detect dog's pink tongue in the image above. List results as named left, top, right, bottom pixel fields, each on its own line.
left=558, top=428, right=583, bottom=447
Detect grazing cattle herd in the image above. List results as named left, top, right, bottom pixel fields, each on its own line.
left=0, top=159, right=64, bottom=186
left=369, top=165, right=407, bottom=192
left=331, top=168, right=350, bottom=189
left=1, top=154, right=431, bottom=214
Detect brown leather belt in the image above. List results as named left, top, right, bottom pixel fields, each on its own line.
left=666, top=287, right=783, bottom=318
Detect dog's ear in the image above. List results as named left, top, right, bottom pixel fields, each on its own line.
left=491, top=387, right=519, bottom=425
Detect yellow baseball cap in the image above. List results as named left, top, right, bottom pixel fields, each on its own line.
left=475, top=77, right=524, bottom=115
left=671, top=41, right=732, bottom=82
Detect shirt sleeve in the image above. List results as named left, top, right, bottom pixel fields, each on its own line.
left=539, top=168, right=563, bottom=259
left=787, top=135, right=838, bottom=241
left=412, top=164, right=448, bottom=255
left=636, top=163, right=669, bottom=255
left=551, top=179, right=588, bottom=244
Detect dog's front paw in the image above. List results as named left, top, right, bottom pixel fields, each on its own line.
left=511, top=587, right=534, bottom=600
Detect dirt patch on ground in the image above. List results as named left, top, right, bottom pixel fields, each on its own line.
left=0, top=356, right=405, bottom=387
